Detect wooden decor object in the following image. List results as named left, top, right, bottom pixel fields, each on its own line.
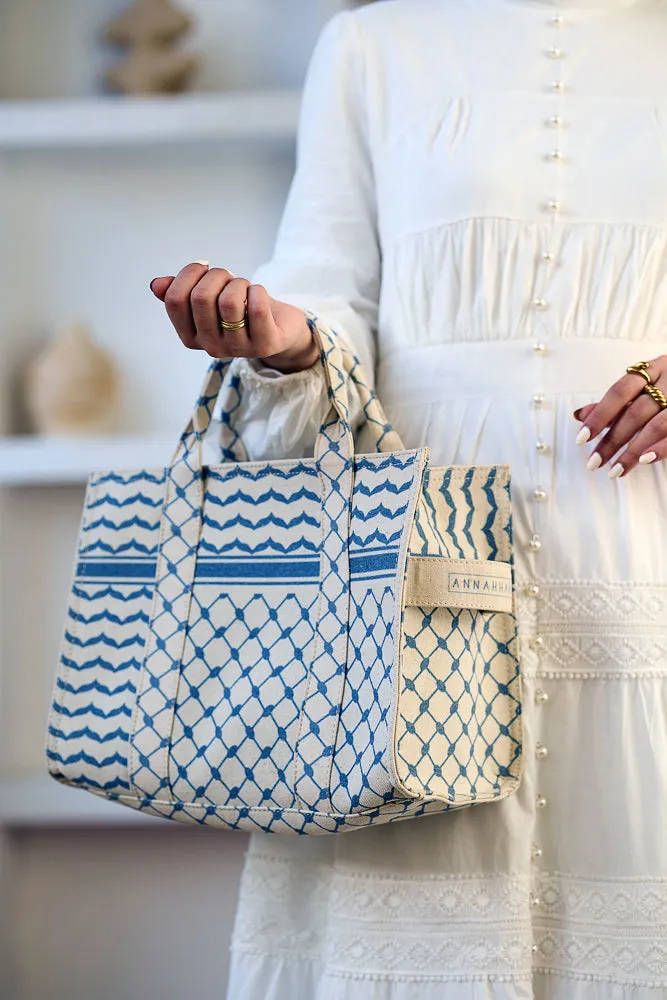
left=102, top=0, right=199, bottom=95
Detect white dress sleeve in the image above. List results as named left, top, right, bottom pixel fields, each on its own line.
left=216, top=8, right=380, bottom=461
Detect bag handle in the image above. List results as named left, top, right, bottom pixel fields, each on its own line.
left=168, top=310, right=404, bottom=471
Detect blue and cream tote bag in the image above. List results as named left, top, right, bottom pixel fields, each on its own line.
left=46, top=311, right=523, bottom=835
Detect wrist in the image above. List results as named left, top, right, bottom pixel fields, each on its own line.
left=262, top=323, right=320, bottom=374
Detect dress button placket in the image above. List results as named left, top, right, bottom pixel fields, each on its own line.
left=528, top=8, right=566, bottom=964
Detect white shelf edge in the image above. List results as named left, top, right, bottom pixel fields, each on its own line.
left=0, top=91, right=300, bottom=149
left=0, top=434, right=177, bottom=485
left=0, top=774, right=164, bottom=826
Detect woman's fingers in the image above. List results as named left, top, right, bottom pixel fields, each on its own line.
left=585, top=395, right=658, bottom=469
left=243, top=285, right=284, bottom=358
left=575, top=358, right=662, bottom=443
left=611, top=408, right=667, bottom=476
left=163, top=261, right=212, bottom=348
left=573, top=403, right=597, bottom=424
left=195, top=270, right=251, bottom=356
left=150, top=263, right=312, bottom=366
left=149, top=275, right=175, bottom=300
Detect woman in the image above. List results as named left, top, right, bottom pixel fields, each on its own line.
left=149, top=0, right=667, bottom=996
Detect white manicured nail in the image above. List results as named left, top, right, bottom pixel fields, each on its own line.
left=609, top=463, right=624, bottom=479
left=639, top=451, right=658, bottom=464
left=586, top=452, right=602, bottom=471
left=195, top=259, right=209, bottom=266
left=575, top=426, right=591, bottom=445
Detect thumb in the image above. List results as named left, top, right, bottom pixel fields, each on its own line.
left=149, top=275, right=175, bottom=300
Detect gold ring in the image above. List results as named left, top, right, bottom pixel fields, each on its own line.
left=642, top=382, right=667, bottom=410
left=219, top=316, right=247, bottom=331
left=626, top=361, right=653, bottom=384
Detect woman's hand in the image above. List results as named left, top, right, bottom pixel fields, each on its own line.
left=573, top=354, right=667, bottom=477
left=149, top=261, right=320, bottom=374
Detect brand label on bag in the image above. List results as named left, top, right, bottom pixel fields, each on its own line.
left=448, top=572, right=512, bottom=596
left=405, top=556, right=513, bottom=613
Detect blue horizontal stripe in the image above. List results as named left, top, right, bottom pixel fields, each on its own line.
left=76, top=548, right=399, bottom=583
left=77, top=560, right=155, bottom=580
left=349, top=551, right=398, bottom=575
left=196, top=559, right=319, bottom=580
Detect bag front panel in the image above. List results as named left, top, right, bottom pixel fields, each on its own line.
left=330, top=452, right=427, bottom=814
left=46, top=469, right=164, bottom=793
left=393, top=466, right=523, bottom=804
left=166, top=461, right=322, bottom=810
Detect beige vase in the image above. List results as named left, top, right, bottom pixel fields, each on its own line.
left=25, top=323, right=120, bottom=435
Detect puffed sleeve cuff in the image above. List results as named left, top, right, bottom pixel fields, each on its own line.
left=218, top=346, right=365, bottom=462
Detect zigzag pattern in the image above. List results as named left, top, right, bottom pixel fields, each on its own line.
left=46, top=313, right=522, bottom=834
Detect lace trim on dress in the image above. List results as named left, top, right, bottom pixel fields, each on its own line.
left=533, top=871, right=667, bottom=988
left=231, top=855, right=667, bottom=986
left=230, top=852, right=534, bottom=982
left=516, top=581, right=667, bottom=678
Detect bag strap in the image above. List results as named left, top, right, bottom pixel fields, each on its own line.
left=169, top=310, right=404, bottom=470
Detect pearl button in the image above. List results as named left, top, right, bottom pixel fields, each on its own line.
left=525, top=583, right=540, bottom=597
left=536, top=440, right=549, bottom=453
left=547, top=199, right=561, bottom=212
left=533, top=342, right=547, bottom=354
left=533, top=635, right=545, bottom=648
left=550, top=13, right=564, bottom=25
left=536, top=795, right=548, bottom=809
left=533, top=297, right=548, bottom=310
left=532, top=943, right=539, bottom=954
left=549, top=148, right=563, bottom=161
left=541, top=251, right=555, bottom=262
left=548, top=114, right=563, bottom=127
left=532, top=843, right=544, bottom=859
left=535, top=688, right=549, bottom=704
left=551, top=80, right=564, bottom=92
left=533, top=487, right=547, bottom=502
left=536, top=742, right=549, bottom=759
left=530, top=893, right=542, bottom=907
left=547, top=46, right=564, bottom=59
left=529, top=534, right=542, bottom=551
left=533, top=393, right=546, bottom=407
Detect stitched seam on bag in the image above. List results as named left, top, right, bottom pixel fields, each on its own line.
left=163, top=464, right=205, bottom=797
left=291, top=454, right=329, bottom=808
left=48, top=475, right=96, bottom=778
left=389, top=449, right=430, bottom=799
left=128, top=467, right=172, bottom=795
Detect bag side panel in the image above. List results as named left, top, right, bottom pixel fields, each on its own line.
left=330, top=450, right=428, bottom=814
left=393, top=465, right=523, bottom=804
left=46, top=468, right=164, bottom=795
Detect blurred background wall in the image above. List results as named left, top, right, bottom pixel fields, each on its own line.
left=0, top=2, right=365, bottom=996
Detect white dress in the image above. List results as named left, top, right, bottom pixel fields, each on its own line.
left=223, top=1, right=667, bottom=997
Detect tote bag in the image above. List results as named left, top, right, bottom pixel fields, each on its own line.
left=46, top=311, right=523, bottom=834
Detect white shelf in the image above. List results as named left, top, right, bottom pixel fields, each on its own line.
left=0, top=434, right=177, bottom=485
left=0, top=91, right=301, bottom=149
left=0, top=774, right=164, bottom=826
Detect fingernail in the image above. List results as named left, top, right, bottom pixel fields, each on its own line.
left=575, top=426, right=591, bottom=446
left=639, top=451, right=658, bottom=464
left=149, top=278, right=156, bottom=291
left=586, top=452, right=602, bottom=471
left=573, top=408, right=583, bottom=421
left=195, top=259, right=209, bottom=266
left=609, top=463, right=624, bottom=479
